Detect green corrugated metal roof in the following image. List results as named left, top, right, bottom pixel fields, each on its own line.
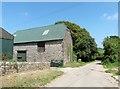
left=14, top=24, right=67, bottom=43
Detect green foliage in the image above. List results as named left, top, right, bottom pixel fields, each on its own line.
left=97, top=48, right=104, bottom=58
left=105, top=69, right=116, bottom=73
left=115, top=71, right=120, bottom=75
left=105, top=69, right=120, bottom=75
left=102, top=61, right=120, bottom=68
left=67, top=44, right=73, bottom=61
left=96, top=48, right=104, bottom=60
left=55, top=21, right=98, bottom=62
left=102, top=36, right=120, bottom=65
left=101, top=57, right=110, bottom=65
left=72, top=51, right=77, bottom=62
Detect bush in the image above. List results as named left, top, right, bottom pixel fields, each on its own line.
left=102, top=36, right=120, bottom=65
left=102, top=60, right=120, bottom=68
left=90, top=55, right=96, bottom=61
left=96, top=55, right=104, bottom=60
left=96, top=48, right=104, bottom=60
left=102, top=58, right=110, bottom=65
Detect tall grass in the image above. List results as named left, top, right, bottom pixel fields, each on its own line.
left=2, top=70, right=63, bottom=87
left=103, top=62, right=120, bottom=68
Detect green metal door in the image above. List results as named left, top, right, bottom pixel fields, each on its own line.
left=17, top=51, right=26, bottom=62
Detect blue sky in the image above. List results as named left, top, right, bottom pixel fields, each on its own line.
left=1, top=2, right=118, bottom=48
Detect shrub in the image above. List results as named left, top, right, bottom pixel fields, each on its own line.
left=96, top=48, right=104, bottom=60
left=102, top=36, right=120, bottom=66
left=102, top=58, right=110, bottom=65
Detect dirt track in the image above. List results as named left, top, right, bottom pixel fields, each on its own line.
left=47, top=61, right=118, bottom=87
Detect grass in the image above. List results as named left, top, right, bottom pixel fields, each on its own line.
left=105, top=69, right=120, bottom=75
left=62, top=61, right=90, bottom=68
left=103, top=62, right=120, bottom=69
left=103, top=62, right=120, bottom=76
left=0, top=59, right=17, bottom=62
left=2, top=69, right=63, bottom=87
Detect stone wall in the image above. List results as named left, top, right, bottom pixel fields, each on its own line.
left=0, top=62, right=50, bottom=75
left=42, top=40, right=64, bottom=62
left=63, top=29, right=73, bottom=64
left=13, top=43, right=38, bottom=62
left=13, top=30, right=72, bottom=64
left=13, top=40, right=64, bottom=62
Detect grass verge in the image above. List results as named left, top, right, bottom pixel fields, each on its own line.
left=103, top=62, right=120, bottom=76
left=2, top=69, right=63, bottom=87
left=103, top=62, right=120, bottom=69
left=105, top=69, right=120, bottom=75
left=62, top=61, right=90, bottom=68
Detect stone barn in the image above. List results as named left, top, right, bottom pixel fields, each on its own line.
left=13, top=24, right=72, bottom=64
left=0, top=27, right=14, bottom=60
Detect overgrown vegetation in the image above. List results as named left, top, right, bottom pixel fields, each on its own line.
left=103, top=62, right=120, bottom=69
left=102, top=36, right=120, bottom=68
left=2, top=70, right=63, bottom=87
left=102, top=36, right=120, bottom=76
left=55, top=21, right=98, bottom=62
left=105, top=69, right=120, bottom=76
left=96, top=48, right=104, bottom=60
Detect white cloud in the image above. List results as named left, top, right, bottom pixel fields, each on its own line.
left=103, top=12, right=118, bottom=20
left=20, top=12, right=29, bottom=16
left=103, top=13, right=107, bottom=17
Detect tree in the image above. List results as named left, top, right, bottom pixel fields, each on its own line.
left=55, top=21, right=98, bottom=62
left=102, top=36, right=120, bottom=64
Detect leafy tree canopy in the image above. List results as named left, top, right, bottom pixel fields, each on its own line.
left=102, top=36, right=120, bottom=64
left=55, top=21, right=98, bottom=62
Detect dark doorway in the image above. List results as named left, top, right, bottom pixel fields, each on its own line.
left=17, top=51, right=26, bottom=62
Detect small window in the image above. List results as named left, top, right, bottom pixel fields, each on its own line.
left=37, top=42, right=45, bottom=52
left=42, top=30, right=49, bottom=35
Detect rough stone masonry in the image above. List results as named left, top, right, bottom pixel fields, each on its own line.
left=0, top=62, right=50, bottom=75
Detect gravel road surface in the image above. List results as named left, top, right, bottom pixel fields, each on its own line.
left=47, top=61, right=118, bottom=87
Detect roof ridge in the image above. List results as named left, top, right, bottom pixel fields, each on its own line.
left=0, top=27, right=13, bottom=36
left=14, top=23, right=66, bottom=34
